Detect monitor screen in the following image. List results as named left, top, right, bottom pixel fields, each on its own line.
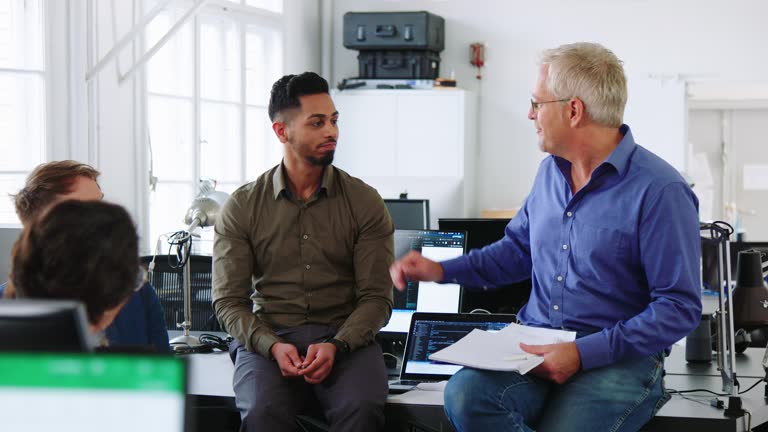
left=381, top=230, right=466, bottom=333
left=384, top=199, right=430, bottom=230
left=0, top=299, right=94, bottom=352
left=438, top=218, right=510, bottom=250
left=437, top=218, right=532, bottom=314
left=0, top=352, right=188, bottom=432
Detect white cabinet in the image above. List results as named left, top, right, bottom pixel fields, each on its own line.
left=332, top=89, right=477, bottom=228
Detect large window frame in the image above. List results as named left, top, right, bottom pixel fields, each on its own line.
left=0, top=0, right=49, bottom=226
left=144, top=0, right=283, bottom=252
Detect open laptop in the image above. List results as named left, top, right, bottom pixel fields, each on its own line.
left=388, top=312, right=517, bottom=394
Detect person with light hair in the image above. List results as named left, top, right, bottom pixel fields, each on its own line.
left=390, top=42, right=701, bottom=431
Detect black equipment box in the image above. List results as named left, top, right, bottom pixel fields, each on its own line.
left=343, top=11, right=445, bottom=52
left=356, top=50, right=440, bottom=79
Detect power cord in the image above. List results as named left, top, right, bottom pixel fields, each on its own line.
left=667, top=376, right=763, bottom=398
left=382, top=352, right=400, bottom=363
left=199, top=333, right=233, bottom=351
left=166, top=230, right=192, bottom=269
left=738, top=378, right=765, bottom=395
left=172, top=333, right=232, bottom=354
left=171, top=342, right=213, bottom=354
left=667, top=387, right=730, bottom=397
left=468, top=308, right=491, bottom=314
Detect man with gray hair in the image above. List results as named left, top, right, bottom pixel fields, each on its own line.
left=390, top=42, right=701, bottom=431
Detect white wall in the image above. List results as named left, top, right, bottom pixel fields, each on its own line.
left=330, top=0, right=768, bottom=213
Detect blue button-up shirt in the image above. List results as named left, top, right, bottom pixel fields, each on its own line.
left=442, top=125, right=702, bottom=370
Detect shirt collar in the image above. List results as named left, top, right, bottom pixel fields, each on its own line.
left=552, top=124, right=635, bottom=178
left=601, top=124, right=635, bottom=177
left=272, top=161, right=336, bottom=200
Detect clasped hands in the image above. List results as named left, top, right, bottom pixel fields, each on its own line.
left=271, top=341, right=337, bottom=384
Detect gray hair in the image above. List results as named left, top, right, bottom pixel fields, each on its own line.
left=540, top=42, right=627, bottom=128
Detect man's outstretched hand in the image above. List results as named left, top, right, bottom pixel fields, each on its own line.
left=389, top=251, right=444, bottom=291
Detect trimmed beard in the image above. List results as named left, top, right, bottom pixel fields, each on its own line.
left=306, top=151, right=334, bottom=166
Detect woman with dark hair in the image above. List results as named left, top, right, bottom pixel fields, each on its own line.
left=9, top=200, right=141, bottom=335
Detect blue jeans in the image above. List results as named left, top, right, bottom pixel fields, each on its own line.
left=443, top=352, right=669, bottom=432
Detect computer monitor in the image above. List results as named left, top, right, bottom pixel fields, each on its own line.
left=0, top=352, right=188, bottom=431
left=381, top=230, right=466, bottom=333
left=438, top=218, right=510, bottom=251
left=384, top=199, right=430, bottom=230
left=0, top=299, right=94, bottom=352
left=438, top=218, right=532, bottom=314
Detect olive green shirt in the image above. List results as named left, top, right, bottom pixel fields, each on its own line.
left=212, top=163, right=394, bottom=357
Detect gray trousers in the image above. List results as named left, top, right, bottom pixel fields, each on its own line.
left=229, top=324, right=388, bottom=432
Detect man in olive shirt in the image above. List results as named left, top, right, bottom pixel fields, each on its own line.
left=212, top=72, right=394, bottom=432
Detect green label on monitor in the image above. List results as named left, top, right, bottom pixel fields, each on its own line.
left=0, top=353, right=184, bottom=392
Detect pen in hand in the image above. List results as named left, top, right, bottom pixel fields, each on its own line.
left=503, top=354, right=530, bottom=361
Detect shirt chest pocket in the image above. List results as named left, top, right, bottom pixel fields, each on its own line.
left=570, top=221, right=633, bottom=265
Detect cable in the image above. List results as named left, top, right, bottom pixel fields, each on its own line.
left=166, top=230, right=192, bottom=269
left=170, top=342, right=213, bottom=354
left=666, top=387, right=730, bottom=397
left=171, top=334, right=232, bottom=354
left=738, top=378, right=765, bottom=395
left=382, top=352, right=400, bottom=363
left=198, top=333, right=233, bottom=351
left=701, top=220, right=735, bottom=237
left=669, top=392, right=715, bottom=407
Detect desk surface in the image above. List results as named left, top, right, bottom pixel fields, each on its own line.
left=666, top=345, right=767, bottom=379
left=174, top=329, right=768, bottom=431
left=648, top=374, right=768, bottom=432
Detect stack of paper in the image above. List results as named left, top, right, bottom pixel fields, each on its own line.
left=428, top=323, right=577, bottom=374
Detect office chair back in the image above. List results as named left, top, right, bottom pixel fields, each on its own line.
left=140, top=255, right=221, bottom=332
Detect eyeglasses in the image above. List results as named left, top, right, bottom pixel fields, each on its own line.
left=530, top=98, right=569, bottom=113
left=135, top=266, right=148, bottom=292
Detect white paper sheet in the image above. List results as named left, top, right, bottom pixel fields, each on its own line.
left=428, top=324, right=576, bottom=374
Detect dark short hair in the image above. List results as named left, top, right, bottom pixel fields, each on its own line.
left=13, top=160, right=101, bottom=224
left=10, top=200, right=139, bottom=325
left=268, top=72, right=329, bottom=121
